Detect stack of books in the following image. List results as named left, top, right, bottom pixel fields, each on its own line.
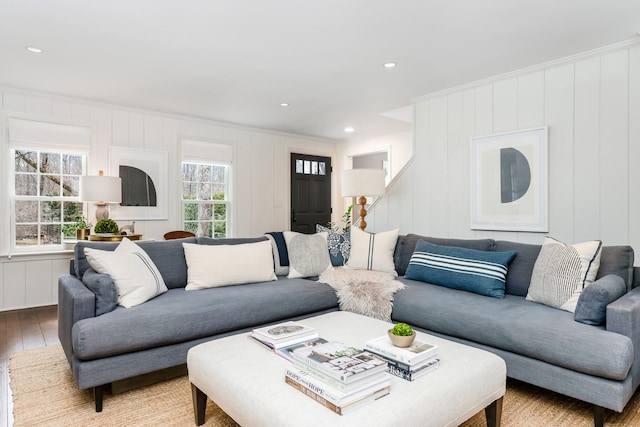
left=364, top=335, right=440, bottom=381
left=285, top=340, right=391, bottom=415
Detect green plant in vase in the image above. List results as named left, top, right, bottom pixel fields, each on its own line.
left=94, top=219, right=119, bottom=234
left=62, top=216, right=93, bottom=240
left=388, top=322, right=416, bottom=348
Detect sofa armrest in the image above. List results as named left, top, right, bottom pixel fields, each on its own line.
left=607, top=287, right=640, bottom=381
left=58, top=274, right=96, bottom=364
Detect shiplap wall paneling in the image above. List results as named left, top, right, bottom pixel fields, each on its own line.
left=630, top=45, right=640, bottom=251
left=428, top=97, right=449, bottom=237
left=574, top=57, right=602, bottom=243
left=412, top=101, right=431, bottom=236
left=3, top=262, right=25, bottom=310
left=25, top=260, right=53, bottom=307
left=461, top=89, right=477, bottom=239
left=545, top=64, right=575, bottom=244
left=600, top=50, right=630, bottom=245
left=446, top=92, right=467, bottom=239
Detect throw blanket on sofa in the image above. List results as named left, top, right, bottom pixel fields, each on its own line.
left=319, top=267, right=405, bottom=321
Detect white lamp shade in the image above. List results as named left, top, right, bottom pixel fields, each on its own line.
left=341, top=168, right=386, bottom=197
left=80, top=175, right=122, bottom=204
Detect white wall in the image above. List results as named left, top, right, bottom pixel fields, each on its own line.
left=0, top=87, right=337, bottom=310
left=367, top=40, right=640, bottom=253
left=336, top=128, right=413, bottom=220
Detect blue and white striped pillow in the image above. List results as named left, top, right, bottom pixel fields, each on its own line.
left=405, top=240, right=517, bottom=298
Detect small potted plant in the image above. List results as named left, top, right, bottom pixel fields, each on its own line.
left=388, top=322, right=416, bottom=348
left=94, top=218, right=119, bottom=235
left=62, top=216, right=93, bottom=240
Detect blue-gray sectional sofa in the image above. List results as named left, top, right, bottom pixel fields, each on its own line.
left=58, top=234, right=640, bottom=427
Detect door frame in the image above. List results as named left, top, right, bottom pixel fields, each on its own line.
left=287, top=148, right=336, bottom=231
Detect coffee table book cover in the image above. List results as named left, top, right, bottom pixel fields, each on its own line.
left=292, top=341, right=388, bottom=383
left=250, top=322, right=318, bottom=349
left=364, top=335, right=439, bottom=365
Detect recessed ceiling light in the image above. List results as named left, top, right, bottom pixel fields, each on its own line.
left=280, top=103, right=289, bottom=107
left=25, top=46, right=43, bottom=53
left=383, top=62, right=396, bottom=68
left=344, top=127, right=355, bottom=133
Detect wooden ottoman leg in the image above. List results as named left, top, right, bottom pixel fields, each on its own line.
left=485, top=396, right=503, bottom=427
left=191, top=383, right=208, bottom=426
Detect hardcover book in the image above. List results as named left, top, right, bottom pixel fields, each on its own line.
left=250, top=321, right=318, bottom=348
left=387, top=358, right=440, bottom=381
left=364, top=335, right=438, bottom=365
left=292, top=341, right=387, bottom=383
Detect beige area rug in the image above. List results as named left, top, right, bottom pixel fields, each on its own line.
left=10, top=344, right=640, bottom=426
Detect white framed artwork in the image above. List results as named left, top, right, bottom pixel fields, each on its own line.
left=470, top=127, right=548, bottom=232
left=109, top=146, right=169, bottom=220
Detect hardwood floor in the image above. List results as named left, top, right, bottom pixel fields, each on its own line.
left=0, top=306, right=59, bottom=427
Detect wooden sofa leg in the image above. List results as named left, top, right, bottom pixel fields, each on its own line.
left=593, top=405, right=605, bottom=427
left=94, top=384, right=107, bottom=412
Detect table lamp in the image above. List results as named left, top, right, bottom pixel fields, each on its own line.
left=341, top=168, right=386, bottom=231
left=80, top=170, right=122, bottom=222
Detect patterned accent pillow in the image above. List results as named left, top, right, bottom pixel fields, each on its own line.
left=526, top=237, right=602, bottom=312
left=283, top=231, right=332, bottom=278
left=405, top=240, right=517, bottom=298
left=84, top=237, right=168, bottom=308
left=346, top=228, right=399, bottom=275
left=316, top=224, right=350, bottom=266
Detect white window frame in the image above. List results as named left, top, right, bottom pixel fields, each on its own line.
left=6, top=117, right=91, bottom=254
left=180, top=137, right=234, bottom=238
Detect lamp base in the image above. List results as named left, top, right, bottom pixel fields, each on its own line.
left=358, top=196, right=368, bottom=231
left=95, top=204, right=110, bottom=221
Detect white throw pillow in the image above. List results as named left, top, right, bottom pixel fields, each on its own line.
left=84, top=237, right=168, bottom=308
left=183, top=240, right=277, bottom=290
left=526, top=237, right=602, bottom=312
left=346, top=228, right=400, bottom=275
left=283, top=231, right=332, bottom=278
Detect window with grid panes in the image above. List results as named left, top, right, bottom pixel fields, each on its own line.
left=181, top=162, right=229, bottom=238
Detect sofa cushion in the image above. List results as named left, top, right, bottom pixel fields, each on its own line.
left=597, top=246, right=635, bottom=290
left=284, top=231, right=332, bottom=278
left=183, top=240, right=277, bottom=290
left=526, top=237, right=602, bottom=313
left=71, top=278, right=339, bottom=360
left=394, top=234, right=496, bottom=277
left=82, top=269, right=118, bottom=316
left=75, top=238, right=197, bottom=289
left=574, top=274, right=627, bottom=325
left=392, top=278, right=633, bottom=380
left=84, top=238, right=168, bottom=308
left=405, top=241, right=516, bottom=298
left=316, top=224, right=350, bottom=266
left=347, top=228, right=399, bottom=274
left=494, top=241, right=541, bottom=297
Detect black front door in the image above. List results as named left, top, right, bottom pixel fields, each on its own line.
left=290, top=153, right=331, bottom=233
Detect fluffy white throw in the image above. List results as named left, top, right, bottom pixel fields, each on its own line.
left=319, top=267, right=406, bottom=321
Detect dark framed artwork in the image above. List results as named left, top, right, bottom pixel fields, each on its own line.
left=109, top=146, right=168, bottom=220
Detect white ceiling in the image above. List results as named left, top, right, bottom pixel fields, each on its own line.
left=1, top=1, right=639, bottom=141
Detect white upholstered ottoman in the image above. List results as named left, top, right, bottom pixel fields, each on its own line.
left=187, top=311, right=505, bottom=427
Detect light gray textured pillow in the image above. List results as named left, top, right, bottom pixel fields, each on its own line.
left=283, top=231, right=331, bottom=278
left=526, top=237, right=602, bottom=313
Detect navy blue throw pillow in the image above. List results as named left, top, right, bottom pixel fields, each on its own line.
left=405, top=240, right=517, bottom=298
